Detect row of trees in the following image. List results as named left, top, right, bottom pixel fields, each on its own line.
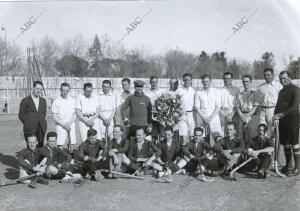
left=0, top=34, right=299, bottom=79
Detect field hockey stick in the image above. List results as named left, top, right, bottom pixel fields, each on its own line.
left=274, top=124, right=286, bottom=178
left=228, top=157, right=254, bottom=180
left=0, top=173, right=38, bottom=187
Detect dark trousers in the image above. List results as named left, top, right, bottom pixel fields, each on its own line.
left=202, top=154, right=228, bottom=171
left=152, top=121, right=164, bottom=139
left=25, top=124, right=45, bottom=148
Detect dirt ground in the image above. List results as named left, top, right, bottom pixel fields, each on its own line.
left=0, top=114, right=299, bottom=211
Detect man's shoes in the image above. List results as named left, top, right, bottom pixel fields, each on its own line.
left=281, top=165, right=289, bottom=174
left=286, top=168, right=296, bottom=177
left=37, top=177, right=49, bottom=185
left=95, top=170, right=104, bottom=180
left=257, top=170, right=265, bottom=179
left=28, top=177, right=37, bottom=189
left=198, top=174, right=215, bottom=183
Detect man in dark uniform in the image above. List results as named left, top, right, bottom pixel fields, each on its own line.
left=39, top=132, right=73, bottom=180
left=78, top=129, right=107, bottom=181
left=121, top=80, right=152, bottom=138
left=108, top=125, right=129, bottom=172
left=206, top=122, right=245, bottom=176
left=17, top=135, right=49, bottom=188
left=153, top=126, right=181, bottom=177
left=19, top=81, right=47, bottom=147
left=244, top=124, right=274, bottom=178
left=122, top=127, right=160, bottom=176
left=273, top=71, right=300, bottom=176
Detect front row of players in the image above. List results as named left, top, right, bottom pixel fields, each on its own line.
left=18, top=122, right=275, bottom=188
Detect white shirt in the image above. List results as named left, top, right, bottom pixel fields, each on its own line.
left=98, top=91, right=117, bottom=119
left=175, top=86, right=195, bottom=112
left=52, top=95, right=76, bottom=122
left=194, top=87, right=221, bottom=118
left=31, top=95, right=40, bottom=111
left=257, top=81, right=282, bottom=107
left=145, top=88, right=165, bottom=105
left=116, top=90, right=132, bottom=107
left=75, top=94, right=99, bottom=115
left=220, top=86, right=240, bottom=111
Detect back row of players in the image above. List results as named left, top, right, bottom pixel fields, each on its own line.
left=17, top=69, right=299, bottom=187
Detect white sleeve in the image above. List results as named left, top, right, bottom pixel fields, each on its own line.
left=51, top=98, right=59, bottom=114
left=75, top=96, right=82, bottom=111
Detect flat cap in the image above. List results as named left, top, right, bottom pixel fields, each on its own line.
left=134, top=80, right=145, bottom=87
left=87, top=128, right=97, bottom=137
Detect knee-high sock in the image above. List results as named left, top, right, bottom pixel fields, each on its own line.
left=293, top=144, right=300, bottom=170
left=284, top=146, right=292, bottom=168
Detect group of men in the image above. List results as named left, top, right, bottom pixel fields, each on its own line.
left=16, top=68, right=299, bottom=188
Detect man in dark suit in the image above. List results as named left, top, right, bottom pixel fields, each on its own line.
left=19, top=81, right=47, bottom=147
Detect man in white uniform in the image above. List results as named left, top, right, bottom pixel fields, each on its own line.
left=176, top=73, right=195, bottom=145
left=98, top=80, right=117, bottom=140
left=145, top=76, right=165, bottom=142
left=52, top=83, right=77, bottom=153
left=257, top=68, right=282, bottom=137
left=220, top=72, right=240, bottom=135
left=75, top=83, right=101, bottom=142
left=195, top=74, right=222, bottom=139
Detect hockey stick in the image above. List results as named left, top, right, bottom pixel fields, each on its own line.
left=228, top=157, right=254, bottom=180
left=0, top=173, right=38, bottom=187
left=274, top=124, right=286, bottom=178
left=101, top=169, right=144, bottom=180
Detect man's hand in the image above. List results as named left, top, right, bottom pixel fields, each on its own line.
left=86, top=119, right=95, bottom=127
left=83, top=156, right=89, bottom=161
left=223, top=150, right=232, bottom=159
left=124, top=118, right=130, bottom=127
left=104, top=118, right=112, bottom=127
left=147, top=125, right=152, bottom=133
left=137, top=158, right=147, bottom=162
left=108, top=149, right=117, bottom=156
left=204, top=117, right=212, bottom=124
left=190, top=155, right=196, bottom=160
left=250, top=150, right=259, bottom=158
left=273, top=113, right=283, bottom=121
left=144, top=160, right=152, bottom=167
left=63, top=121, right=72, bottom=131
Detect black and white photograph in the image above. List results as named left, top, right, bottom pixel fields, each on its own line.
left=0, top=0, right=299, bottom=210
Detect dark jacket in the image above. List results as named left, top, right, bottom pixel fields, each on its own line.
left=213, top=136, right=245, bottom=154
left=78, top=139, right=107, bottom=162
left=39, top=146, right=72, bottom=166
left=183, top=141, right=212, bottom=159
left=127, top=140, right=160, bottom=162
left=121, top=92, right=152, bottom=126
left=18, top=95, right=47, bottom=134
left=108, top=138, right=129, bottom=154
left=17, top=148, right=42, bottom=170
left=158, top=138, right=181, bottom=162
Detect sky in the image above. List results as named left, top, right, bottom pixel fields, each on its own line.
left=0, top=0, right=300, bottom=72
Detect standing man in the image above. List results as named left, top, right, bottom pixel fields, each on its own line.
left=257, top=68, right=282, bottom=137
left=145, top=76, right=165, bottom=143
left=19, top=81, right=47, bottom=147
left=115, top=78, right=132, bottom=127
left=169, top=78, right=179, bottom=92
left=121, top=80, right=152, bottom=138
left=75, top=83, right=101, bottom=142
left=273, top=71, right=300, bottom=176
left=98, top=80, right=117, bottom=140
left=220, top=72, right=240, bottom=135
left=195, top=74, right=222, bottom=139
left=235, top=75, right=259, bottom=141
left=52, top=82, right=76, bottom=153
left=176, top=73, right=195, bottom=145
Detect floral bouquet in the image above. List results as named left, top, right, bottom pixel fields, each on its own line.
left=152, top=93, right=184, bottom=127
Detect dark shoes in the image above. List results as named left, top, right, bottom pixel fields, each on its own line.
left=28, top=176, right=49, bottom=189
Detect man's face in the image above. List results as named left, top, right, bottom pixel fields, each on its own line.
left=165, top=130, right=173, bottom=141
left=122, top=81, right=131, bottom=92
left=258, top=126, right=266, bottom=137
left=47, top=137, right=57, bottom=149
left=169, top=79, right=177, bottom=91
left=183, top=76, right=192, bottom=88
left=264, top=71, right=274, bottom=83
left=135, top=85, right=144, bottom=94
left=194, top=131, right=204, bottom=143
left=279, top=73, right=291, bottom=87
left=102, top=83, right=111, bottom=94
left=84, top=87, right=93, bottom=98
left=113, top=127, right=123, bottom=140
left=242, top=77, right=252, bottom=90
left=202, top=78, right=211, bottom=89
left=60, top=86, right=70, bottom=99
left=150, top=78, right=158, bottom=89
left=136, top=129, right=145, bottom=143
left=223, top=74, right=232, bottom=87
left=27, top=137, right=37, bottom=151
left=33, top=84, right=43, bottom=97
left=88, top=135, right=97, bottom=144
left=226, top=124, right=236, bottom=137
